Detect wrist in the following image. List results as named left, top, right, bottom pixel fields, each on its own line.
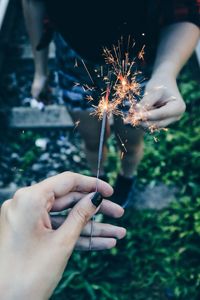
left=152, top=61, right=178, bottom=79
left=147, top=70, right=179, bottom=93
left=0, top=266, right=46, bottom=300
left=150, top=68, right=178, bottom=86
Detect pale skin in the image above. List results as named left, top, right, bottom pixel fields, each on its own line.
left=140, top=22, right=199, bottom=128
left=22, top=0, right=200, bottom=176
left=0, top=172, right=126, bottom=300
left=22, top=0, right=49, bottom=98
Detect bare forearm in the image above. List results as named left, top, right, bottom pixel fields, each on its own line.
left=153, top=22, right=200, bottom=78
left=22, top=0, right=48, bottom=75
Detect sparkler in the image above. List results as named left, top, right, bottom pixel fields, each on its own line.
left=86, top=38, right=146, bottom=250
left=87, top=38, right=147, bottom=187
left=89, top=88, right=109, bottom=251
left=79, top=37, right=167, bottom=249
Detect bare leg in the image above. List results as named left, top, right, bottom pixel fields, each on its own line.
left=114, top=116, right=144, bottom=178
left=69, top=110, right=108, bottom=175
left=22, top=0, right=49, bottom=98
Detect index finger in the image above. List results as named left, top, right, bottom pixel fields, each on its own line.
left=38, top=171, right=113, bottom=199
left=142, top=101, right=178, bottom=121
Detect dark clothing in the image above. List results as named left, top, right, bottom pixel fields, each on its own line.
left=36, top=0, right=199, bottom=111
left=164, top=0, right=200, bottom=26
left=42, top=0, right=199, bottom=63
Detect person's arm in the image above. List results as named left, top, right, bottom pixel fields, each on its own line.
left=140, top=22, right=199, bottom=128
left=0, top=172, right=126, bottom=300
left=22, top=0, right=49, bottom=98
left=153, top=22, right=199, bottom=77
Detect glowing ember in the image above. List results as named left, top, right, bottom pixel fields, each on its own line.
left=79, top=37, right=168, bottom=138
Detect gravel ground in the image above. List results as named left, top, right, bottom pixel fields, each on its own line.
left=0, top=129, right=89, bottom=189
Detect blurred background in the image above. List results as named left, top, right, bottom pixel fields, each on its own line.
left=0, top=1, right=200, bottom=299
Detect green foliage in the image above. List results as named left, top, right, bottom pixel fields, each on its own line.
left=14, top=131, right=42, bottom=184
left=51, top=62, right=200, bottom=299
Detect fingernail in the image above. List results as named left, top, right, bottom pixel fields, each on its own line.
left=91, top=192, right=103, bottom=207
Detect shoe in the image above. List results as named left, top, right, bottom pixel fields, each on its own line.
left=111, top=174, right=136, bottom=208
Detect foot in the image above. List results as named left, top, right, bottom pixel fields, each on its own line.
left=31, top=74, right=48, bottom=99
left=31, top=74, right=52, bottom=104
left=111, top=174, right=136, bottom=208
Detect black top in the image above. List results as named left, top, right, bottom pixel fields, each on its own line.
left=42, top=0, right=199, bottom=63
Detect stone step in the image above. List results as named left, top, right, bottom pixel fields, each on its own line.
left=6, top=105, right=74, bottom=128
left=1, top=105, right=114, bottom=129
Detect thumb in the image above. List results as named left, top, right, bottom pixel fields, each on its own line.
left=56, top=192, right=103, bottom=248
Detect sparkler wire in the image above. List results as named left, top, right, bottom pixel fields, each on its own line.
left=96, top=109, right=107, bottom=191
left=89, top=109, right=107, bottom=251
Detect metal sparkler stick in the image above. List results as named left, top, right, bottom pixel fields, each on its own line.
left=95, top=109, right=107, bottom=190
left=89, top=110, right=107, bottom=251
left=95, top=85, right=110, bottom=190
left=89, top=85, right=109, bottom=251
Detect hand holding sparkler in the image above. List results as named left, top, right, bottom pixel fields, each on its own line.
left=0, top=172, right=126, bottom=299
left=139, top=74, right=186, bottom=129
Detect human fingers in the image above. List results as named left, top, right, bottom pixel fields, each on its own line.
left=25, top=172, right=113, bottom=214
left=140, top=85, right=165, bottom=109
left=51, top=215, right=126, bottom=239
left=98, top=199, right=124, bottom=218
left=140, top=117, right=179, bottom=129
left=52, top=192, right=124, bottom=218
left=10, top=172, right=112, bottom=228
left=141, top=99, right=185, bottom=122
left=51, top=192, right=86, bottom=211
left=39, top=172, right=113, bottom=199
left=55, top=192, right=104, bottom=250
left=75, top=237, right=117, bottom=251
left=81, top=222, right=126, bottom=239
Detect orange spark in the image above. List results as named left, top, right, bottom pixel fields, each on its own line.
left=138, top=45, right=145, bottom=61
left=80, top=37, right=169, bottom=140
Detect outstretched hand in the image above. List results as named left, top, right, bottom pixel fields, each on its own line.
left=0, top=172, right=126, bottom=300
